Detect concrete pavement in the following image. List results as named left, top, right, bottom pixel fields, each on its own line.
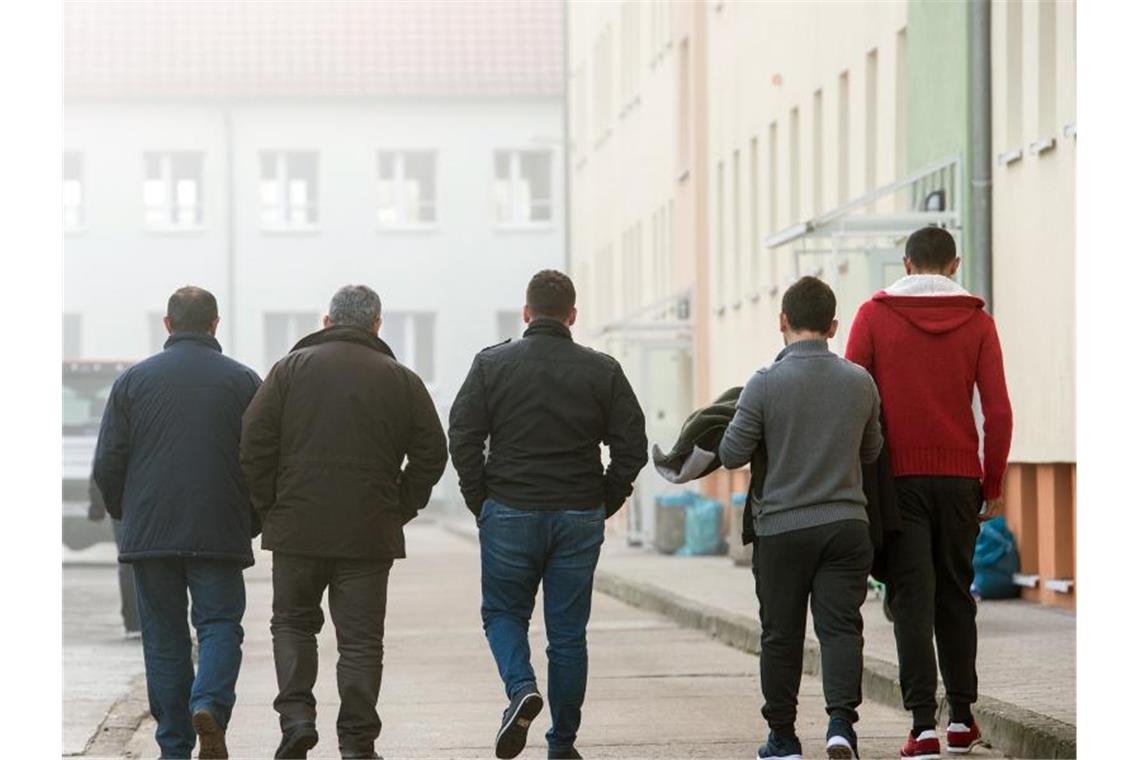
left=65, top=521, right=989, bottom=759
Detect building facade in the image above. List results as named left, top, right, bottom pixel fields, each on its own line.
left=566, top=0, right=1077, bottom=605
left=63, top=1, right=565, bottom=513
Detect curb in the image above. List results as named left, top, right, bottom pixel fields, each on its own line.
left=78, top=673, right=151, bottom=759
left=593, top=570, right=1076, bottom=759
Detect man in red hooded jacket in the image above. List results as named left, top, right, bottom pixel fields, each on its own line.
left=845, top=225, right=1013, bottom=759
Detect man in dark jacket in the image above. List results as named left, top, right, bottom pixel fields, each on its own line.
left=93, top=286, right=261, bottom=760
left=241, top=284, right=447, bottom=760
left=449, top=270, right=648, bottom=760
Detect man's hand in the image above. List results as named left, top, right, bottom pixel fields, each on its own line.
left=87, top=501, right=105, bottom=522
left=979, top=495, right=1003, bottom=521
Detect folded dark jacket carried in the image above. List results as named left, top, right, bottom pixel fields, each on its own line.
left=652, top=387, right=901, bottom=583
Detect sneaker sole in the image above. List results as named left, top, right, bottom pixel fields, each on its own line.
left=495, top=693, right=544, bottom=759
left=191, top=710, right=228, bottom=760
left=827, top=745, right=855, bottom=759
left=947, top=739, right=985, bottom=755
left=901, top=754, right=940, bottom=760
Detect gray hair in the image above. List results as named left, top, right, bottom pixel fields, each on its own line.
left=328, top=284, right=382, bottom=330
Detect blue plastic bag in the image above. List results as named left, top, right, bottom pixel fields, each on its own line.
left=677, top=496, right=726, bottom=556
left=971, top=516, right=1020, bottom=599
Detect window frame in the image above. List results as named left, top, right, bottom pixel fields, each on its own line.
left=376, top=149, right=439, bottom=231
left=492, top=149, right=555, bottom=231
left=259, top=151, right=321, bottom=234
left=142, top=151, right=206, bottom=234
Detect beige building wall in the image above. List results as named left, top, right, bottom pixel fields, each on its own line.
left=704, top=0, right=909, bottom=396
left=698, top=0, right=910, bottom=560
left=568, top=0, right=683, bottom=345
left=992, top=0, right=1076, bottom=464
left=992, top=0, right=1076, bottom=606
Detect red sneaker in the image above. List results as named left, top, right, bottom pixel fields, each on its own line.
left=900, top=729, right=941, bottom=759
left=946, top=722, right=985, bottom=754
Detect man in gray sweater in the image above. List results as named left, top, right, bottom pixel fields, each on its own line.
left=721, top=276, right=882, bottom=760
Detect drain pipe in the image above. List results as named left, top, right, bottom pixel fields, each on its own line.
left=968, top=0, right=993, bottom=310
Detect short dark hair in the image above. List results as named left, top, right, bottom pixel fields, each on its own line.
left=905, top=225, right=957, bottom=271
left=167, top=286, right=218, bottom=333
left=781, top=276, right=836, bottom=334
left=526, top=269, right=576, bottom=319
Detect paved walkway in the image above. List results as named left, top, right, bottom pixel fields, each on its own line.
left=77, top=522, right=980, bottom=759
left=596, top=538, right=1076, bottom=728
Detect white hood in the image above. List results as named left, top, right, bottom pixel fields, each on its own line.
left=884, top=274, right=970, bottom=297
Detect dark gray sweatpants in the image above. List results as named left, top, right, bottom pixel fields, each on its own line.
left=751, top=519, right=873, bottom=734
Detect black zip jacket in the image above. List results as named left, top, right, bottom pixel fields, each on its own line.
left=448, top=318, right=648, bottom=518
left=92, top=332, right=262, bottom=566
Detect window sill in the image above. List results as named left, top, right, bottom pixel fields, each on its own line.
left=494, top=223, right=555, bottom=233
left=677, top=168, right=691, bottom=183
left=1029, top=136, right=1056, bottom=157
left=260, top=226, right=322, bottom=236
left=1063, top=123, right=1077, bottom=140
left=144, top=225, right=207, bottom=236
left=715, top=305, right=726, bottom=317
left=996, top=148, right=1023, bottom=167
left=377, top=224, right=439, bottom=234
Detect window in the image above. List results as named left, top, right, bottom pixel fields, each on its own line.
left=148, top=312, right=167, bottom=354
left=1038, top=0, right=1056, bottom=136
left=732, top=149, right=741, bottom=296
left=382, top=312, right=437, bottom=382
left=677, top=39, right=691, bottom=174
left=493, top=150, right=553, bottom=226
left=378, top=151, right=436, bottom=227
left=865, top=49, right=879, bottom=195
left=895, top=29, right=908, bottom=189
left=264, top=312, right=319, bottom=366
left=63, top=313, right=81, bottom=358
left=789, top=108, right=801, bottom=223
left=838, top=71, right=850, bottom=203
left=572, top=67, right=588, bottom=159
left=1006, top=0, right=1023, bottom=147
left=496, top=310, right=525, bottom=342
left=622, top=222, right=643, bottom=310
left=259, top=151, right=318, bottom=230
left=144, top=151, right=204, bottom=229
left=620, top=1, right=641, bottom=104
left=63, top=152, right=83, bottom=231
left=716, top=160, right=725, bottom=305
left=767, top=122, right=779, bottom=232
left=593, top=26, right=614, bottom=139
left=812, top=90, right=823, bottom=215
left=750, top=137, right=760, bottom=286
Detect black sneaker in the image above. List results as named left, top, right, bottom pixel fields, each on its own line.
left=756, top=731, right=803, bottom=760
left=191, top=709, right=228, bottom=760
left=549, top=748, right=583, bottom=759
left=495, top=687, right=544, bottom=759
left=826, top=716, right=859, bottom=760
left=274, top=722, right=318, bottom=759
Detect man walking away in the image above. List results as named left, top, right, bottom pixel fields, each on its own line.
left=448, top=270, right=648, bottom=760
left=93, top=287, right=261, bottom=760
left=845, top=226, right=1012, bottom=759
left=720, top=276, right=883, bottom=760
left=241, top=285, right=448, bottom=760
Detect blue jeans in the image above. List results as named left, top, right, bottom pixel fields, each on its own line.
left=478, top=498, right=605, bottom=752
left=133, top=558, right=246, bottom=759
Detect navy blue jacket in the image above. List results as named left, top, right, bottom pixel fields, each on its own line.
left=92, top=332, right=262, bottom=566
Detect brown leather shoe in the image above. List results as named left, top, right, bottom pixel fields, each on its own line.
left=192, top=709, right=228, bottom=759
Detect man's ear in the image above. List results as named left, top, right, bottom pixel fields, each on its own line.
left=948, top=257, right=962, bottom=277
left=163, top=316, right=174, bottom=335
left=371, top=315, right=381, bottom=335
left=903, top=256, right=914, bottom=275
left=322, top=315, right=333, bottom=329
left=826, top=318, right=839, bottom=339
left=778, top=312, right=789, bottom=333
left=208, top=317, right=220, bottom=337
left=523, top=304, right=532, bottom=324
left=566, top=307, right=577, bottom=327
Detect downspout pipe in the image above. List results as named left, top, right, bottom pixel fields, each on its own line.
left=969, top=0, right=993, bottom=310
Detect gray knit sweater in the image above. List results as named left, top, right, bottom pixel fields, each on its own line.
left=719, top=339, right=883, bottom=536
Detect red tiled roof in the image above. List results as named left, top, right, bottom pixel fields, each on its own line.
left=64, top=1, right=564, bottom=99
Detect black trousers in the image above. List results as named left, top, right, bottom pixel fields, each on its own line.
left=887, top=476, right=981, bottom=727
left=751, top=519, right=873, bottom=734
left=111, top=519, right=140, bottom=632
left=270, top=552, right=393, bottom=755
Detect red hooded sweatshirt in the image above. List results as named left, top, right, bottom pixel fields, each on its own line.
left=845, top=275, right=1013, bottom=500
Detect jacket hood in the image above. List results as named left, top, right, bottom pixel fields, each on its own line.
left=872, top=286, right=986, bottom=334
left=164, top=332, right=222, bottom=352
left=291, top=325, right=396, bottom=359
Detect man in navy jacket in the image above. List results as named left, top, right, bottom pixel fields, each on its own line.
left=94, top=286, right=261, bottom=760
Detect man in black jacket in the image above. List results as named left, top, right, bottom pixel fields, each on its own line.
left=93, top=286, right=261, bottom=760
left=241, top=284, right=447, bottom=760
left=449, top=270, right=648, bottom=760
